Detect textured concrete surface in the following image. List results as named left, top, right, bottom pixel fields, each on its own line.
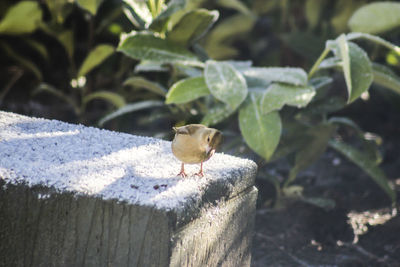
left=0, top=111, right=258, bottom=267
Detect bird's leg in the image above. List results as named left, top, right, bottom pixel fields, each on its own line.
left=195, top=162, right=204, bottom=177
left=177, top=162, right=187, bottom=177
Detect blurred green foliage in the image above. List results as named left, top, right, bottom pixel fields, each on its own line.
left=1, top=0, right=399, bottom=208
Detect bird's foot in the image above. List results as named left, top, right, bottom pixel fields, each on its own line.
left=194, top=171, right=204, bottom=177
left=177, top=170, right=187, bottom=178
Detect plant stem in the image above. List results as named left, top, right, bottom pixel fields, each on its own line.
left=308, top=47, right=330, bottom=79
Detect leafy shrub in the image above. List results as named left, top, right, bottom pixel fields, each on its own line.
left=1, top=0, right=399, bottom=208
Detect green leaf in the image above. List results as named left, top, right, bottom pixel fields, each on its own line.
left=300, top=197, right=336, bottom=210
left=305, top=0, right=327, bottom=29
left=217, top=0, right=252, bottom=15
left=288, top=123, right=336, bottom=185
left=166, top=76, right=210, bottom=104
left=309, top=76, right=333, bottom=90
left=201, top=103, right=235, bottom=126
left=117, top=31, right=200, bottom=65
left=23, top=38, right=49, bottom=61
left=124, top=76, right=167, bottom=97
left=336, top=36, right=373, bottom=103
left=134, top=61, right=169, bottom=72
left=149, top=0, right=186, bottom=31
left=98, top=100, right=164, bottom=126
left=204, top=13, right=256, bottom=59
left=348, top=2, right=400, bottom=34
left=122, top=0, right=152, bottom=28
left=372, top=63, right=400, bottom=95
left=78, top=44, right=114, bottom=77
left=82, top=91, right=126, bottom=108
left=346, top=32, right=400, bottom=54
left=261, top=83, right=315, bottom=114
left=329, top=139, right=396, bottom=205
left=239, top=93, right=282, bottom=161
left=168, top=9, right=219, bottom=45
left=76, top=0, right=104, bottom=15
left=205, top=60, right=248, bottom=110
left=0, top=42, right=42, bottom=80
left=242, top=67, right=308, bottom=86
left=0, top=1, right=42, bottom=35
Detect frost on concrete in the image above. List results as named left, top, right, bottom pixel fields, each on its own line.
left=0, top=111, right=256, bottom=213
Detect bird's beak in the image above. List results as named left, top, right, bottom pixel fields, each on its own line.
left=206, top=145, right=215, bottom=157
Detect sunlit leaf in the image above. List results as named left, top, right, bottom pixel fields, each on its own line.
left=242, top=67, right=308, bottom=86
left=261, top=83, right=315, bottom=114
left=149, top=0, right=186, bottom=31
left=82, top=91, right=126, bottom=108
left=124, top=76, right=167, bottom=97
left=329, top=139, right=396, bottom=205
left=346, top=32, right=400, bottom=54
left=348, top=2, right=400, bottom=34
left=166, top=76, right=209, bottom=104
left=98, top=100, right=164, bottom=126
left=118, top=31, right=200, bottom=65
left=168, top=9, right=219, bottom=45
left=205, top=60, right=248, bottom=110
left=78, top=44, right=114, bottom=77
left=122, top=0, right=152, bottom=28
left=239, top=92, right=282, bottom=161
left=372, top=63, right=400, bottom=95
left=336, top=36, right=373, bottom=103
left=76, top=0, right=104, bottom=15
left=0, top=1, right=42, bottom=35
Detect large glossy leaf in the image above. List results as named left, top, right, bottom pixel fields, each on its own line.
left=205, top=60, right=248, bottom=110
left=0, top=1, right=42, bottom=34
left=168, top=9, right=219, bottom=45
left=242, top=67, right=308, bottom=86
left=348, top=2, right=400, bottom=34
left=98, top=100, right=164, bottom=126
left=124, top=76, right=167, bottom=97
left=372, top=63, right=400, bottom=95
left=82, top=91, right=126, bottom=108
left=261, top=83, right=315, bottom=114
left=239, top=93, right=282, bottom=161
left=78, top=44, right=114, bottom=77
left=76, top=0, right=104, bottom=15
left=329, top=139, right=396, bottom=205
left=287, top=123, right=336, bottom=185
left=166, top=76, right=210, bottom=104
left=336, top=36, right=373, bottom=103
left=118, top=31, right=200, bottom=65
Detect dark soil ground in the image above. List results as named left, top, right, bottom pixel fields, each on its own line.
left=251, top=146, right=400, bottom=267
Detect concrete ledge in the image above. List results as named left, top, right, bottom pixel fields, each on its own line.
left=0, top=111, right=258, bottom=267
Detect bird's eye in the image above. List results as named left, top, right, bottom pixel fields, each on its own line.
left=207, top=136, right=210, bottom=142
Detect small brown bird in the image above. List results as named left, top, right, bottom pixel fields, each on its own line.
left=171, top=124, right=222, bottom=177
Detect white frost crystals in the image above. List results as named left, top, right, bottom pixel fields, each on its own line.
left=0, top=111, right=256, bottom=211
